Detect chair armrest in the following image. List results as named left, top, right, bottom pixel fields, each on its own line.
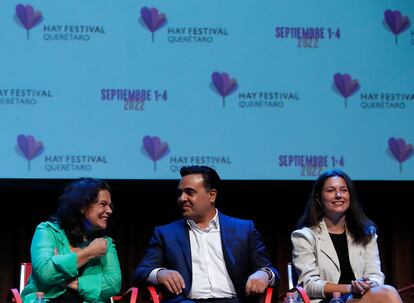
left=111, top=287, right=139, bottom=303
left=295, top=286, right=311, bottom=303
left=398, top=284, right=414, bottom=294
left=146, top=285, right=165, bottom=303
left=7, top=288, right=23, bottom=303
left=261, top=287, right=273, bottom=303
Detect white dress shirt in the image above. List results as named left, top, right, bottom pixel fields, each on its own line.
left=186, top=210, right=236, bottom=299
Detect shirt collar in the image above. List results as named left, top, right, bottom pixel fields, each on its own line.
left=187, top=208, right=220, bottom=231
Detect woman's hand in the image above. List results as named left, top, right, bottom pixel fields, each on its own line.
left=74, top=238, right=107, bottom=267
left=351, top=277, right=373, bottom=296
left=66, top=278, right=79, bottom=290
left=85, top=238, right=107, bottom=258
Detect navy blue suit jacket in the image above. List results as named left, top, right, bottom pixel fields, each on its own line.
left=134, top=212, right=279, bottom=302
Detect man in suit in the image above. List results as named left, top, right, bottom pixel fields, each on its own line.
left=134, top=165, right=279, bottom=303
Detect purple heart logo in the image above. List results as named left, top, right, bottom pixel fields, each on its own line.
left=15, top=4, right=43, bottom=40
left=16, top=134, right=45, bottom=170
left=140, top=7, right=167, bottom=42
left=333, top=73, right=360, bottom=108
left=384, top=10, right=410, bottom=45
left=142, top=135, right=170, bottom=171
left=211, top=72, right=238, bottom=107
left=388, top=137, right=413, bottom=173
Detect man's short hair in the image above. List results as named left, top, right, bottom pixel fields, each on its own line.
left=180, top=165, right=221, bottom=191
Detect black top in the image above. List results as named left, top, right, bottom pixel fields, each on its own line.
left=329, top=232, right=356, bottom=283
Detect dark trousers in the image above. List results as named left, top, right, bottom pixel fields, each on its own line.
left=49, top=289, right=83, bottom=303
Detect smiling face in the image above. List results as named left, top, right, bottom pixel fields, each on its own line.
left=82, top=189, right=113, bottom=232
left=320, top=176, right=350, bottom=220
left=177, top=174, right=217, bottom=224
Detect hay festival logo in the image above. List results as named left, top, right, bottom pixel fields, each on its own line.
left=332, top=73, right=360, bottom=108
left=383, top=9, right=410, bottom=45
left=139, top=7, right=167, bottom=42
left=15, top=3, right=106, bottom=42
left=387, top=137, right=413, bottom=173
left=142, top=135, right=170, bottom=171
left=15, top=4, right=43, bottom=39
left=332, top=72, right=414, bottom=110
left=211, top=72, right=238, bottom=107
left=15, top=134, right=45, bottom=170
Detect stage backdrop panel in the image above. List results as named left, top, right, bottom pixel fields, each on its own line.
left=0, top=0, right=413, bottom=180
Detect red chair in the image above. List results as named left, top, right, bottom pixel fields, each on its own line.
left=278, top=263, right=311, bottom=303
left=398, top=284, right=414, bottom=294
left=8, top=262, right=32, bottom=303
left=286, top=262, right=297, bottom=290
left=7, top=262, right=138, bottom=303
left=261, top=287, right=274, bottom=303
left=110, top=288, right=139, bottom=303
left=397, top=284, right=414, bottom=302
left=144, top=285, right=274, bottom=303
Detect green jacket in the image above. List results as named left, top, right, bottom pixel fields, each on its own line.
left=21, top=221, right=121, bottom=303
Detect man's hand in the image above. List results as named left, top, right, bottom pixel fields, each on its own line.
left=245, top=270, right=269, bottom=296
left=157, top=269, right=186, bottom=295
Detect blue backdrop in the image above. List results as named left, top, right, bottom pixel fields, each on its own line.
left=1, top=0, right=413, bottom=180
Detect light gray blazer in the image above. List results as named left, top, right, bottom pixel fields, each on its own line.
left=291, top=220, right=384, bottom=303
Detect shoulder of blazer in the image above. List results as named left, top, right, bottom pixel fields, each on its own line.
left=292, top=226, right=317, bottom=240
left=219, top=211, right=252, bottom=226
left=157, top=218, right=187, bottom=230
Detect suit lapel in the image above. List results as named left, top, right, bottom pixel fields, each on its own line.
left=318, top=220, right=340, bottom=271
left=219, top=212, right=236, bottom=268
left=176, top=220, right=192, bottom=272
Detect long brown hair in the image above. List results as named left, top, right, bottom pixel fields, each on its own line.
left=297, top=169, right=376, bottom=246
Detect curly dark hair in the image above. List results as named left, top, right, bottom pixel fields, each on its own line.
left=297, top=169, right=376, bottom=246
left=50, top=177, right=111, bottom=246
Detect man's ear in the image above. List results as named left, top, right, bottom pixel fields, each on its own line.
left=209, top=189, right=217, bottom=204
